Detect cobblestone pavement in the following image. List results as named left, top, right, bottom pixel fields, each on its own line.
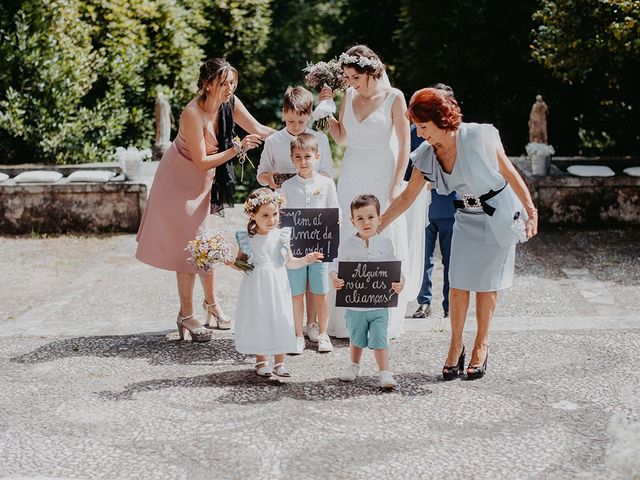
left=1, top=216, right=639, bottom=480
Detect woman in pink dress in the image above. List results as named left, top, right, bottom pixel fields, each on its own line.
left=136, top=58, right=274, bottom=342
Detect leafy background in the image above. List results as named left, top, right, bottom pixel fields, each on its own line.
left=1, top=0, right=638, bottom=177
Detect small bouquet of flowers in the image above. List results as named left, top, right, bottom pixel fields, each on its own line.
left=185, top=229, right=253, bottom=273
left=525, top=142, right=555, bottom=157
left=303, top=59, right=347, bottom=131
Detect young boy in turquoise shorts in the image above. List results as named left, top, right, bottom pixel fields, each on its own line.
left=257, top=86, right=334, bottom=344
left=330, top=194, right=404, bottom=389
left=281, top=133, right=339, bottom=354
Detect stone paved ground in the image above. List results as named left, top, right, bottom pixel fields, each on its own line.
left=0, top=214, right=639, bottom=479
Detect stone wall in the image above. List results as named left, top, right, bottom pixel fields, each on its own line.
left=512, top=157, right=640, bottom=226
left=0, top=182, right=147, bottom=234
left=0, top=164, right=148, bottom=234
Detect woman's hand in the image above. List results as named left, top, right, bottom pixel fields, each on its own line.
left=319, top=85, right=334, bottom=102
left=526, top=208, right=539, bottom=238
left=241, top=134, right=262, bottom=151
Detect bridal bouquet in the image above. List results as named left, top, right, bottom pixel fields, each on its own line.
left=185, top=229, right=253, bottom=273
left=303, top=59, right=347, bottom=131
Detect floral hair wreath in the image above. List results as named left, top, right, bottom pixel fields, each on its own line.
left=243, top=191, right=286, bottom=214
left=338, top=53, right=383, bottom=72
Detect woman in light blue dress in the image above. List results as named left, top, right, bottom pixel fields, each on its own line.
left=380, top=87, right=538, bottom=380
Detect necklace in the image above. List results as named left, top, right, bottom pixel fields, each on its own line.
left=441, top=132, right=457, bottom=161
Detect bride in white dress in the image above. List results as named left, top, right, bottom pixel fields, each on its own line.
left=320, top=45, right=429, bottom=338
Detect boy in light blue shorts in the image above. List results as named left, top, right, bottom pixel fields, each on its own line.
left=330, top=194, right=404, bottom=390
left=257, top=86, right=334, bottom=345
left=281, top=133, right=339, bottom=354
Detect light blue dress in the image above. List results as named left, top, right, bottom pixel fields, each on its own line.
left=411, top=123, right=524, bottom=292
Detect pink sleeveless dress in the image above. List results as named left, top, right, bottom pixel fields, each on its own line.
left=135, top=104, right=218, bottom=273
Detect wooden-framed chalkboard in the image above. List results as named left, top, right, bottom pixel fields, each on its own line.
left=280, top=208, right=339, bottom=262
left=335, top=261, right=401, bottom=308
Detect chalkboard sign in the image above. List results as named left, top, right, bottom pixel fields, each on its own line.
left=280, top=208, right=340, bottom=262
left=335, top=261, right=401, bottom=308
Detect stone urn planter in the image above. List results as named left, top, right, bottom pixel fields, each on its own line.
left=115, top=147, right=151, bottom=181
left=526, top=142, right=555, bottom=176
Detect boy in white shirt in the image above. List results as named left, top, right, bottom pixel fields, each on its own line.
left=257, top=86, right=333, bottom=189
left=281, top=133, right=339, bottom=354
left=330, top=194, right=404, bottom=390
left=258, top=86, right=334, bottom=343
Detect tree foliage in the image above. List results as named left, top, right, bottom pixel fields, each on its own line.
left=393, top=0, right=565, bottom=154
left=0, top=0, right=638, bottom=165
left=0, top=0, right=205, bottom=164
left=202, top=0, right=271, bottom=107
left=531, top=0, right=640, bottom=153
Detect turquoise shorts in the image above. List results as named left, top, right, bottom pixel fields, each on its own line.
left=345, top=309, right=389, bottom=350
left=286, top=262, right=329, bottom=296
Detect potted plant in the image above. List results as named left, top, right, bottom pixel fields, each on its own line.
left=115, top=147, right=152, bottom=181
left=525, top=142, right=555, bottom=176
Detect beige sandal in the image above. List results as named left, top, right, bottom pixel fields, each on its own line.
left=202, top=300, right=232, bottom=330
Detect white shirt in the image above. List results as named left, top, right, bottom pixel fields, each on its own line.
left=257, top=127, right=334, bottom=181
left=331, top=234, right=401, bottom=311
left=280, top=173, right=339, bottom=210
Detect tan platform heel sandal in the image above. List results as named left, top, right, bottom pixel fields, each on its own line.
left=202, top=300, right=232, bottom=330
left=176, top=314, right=212, bottom=342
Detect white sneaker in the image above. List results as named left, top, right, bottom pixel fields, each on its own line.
left=379, top=371, right=397, bottom=390
left=339, top=363, right=360, bottom=382
left=295, top=336, right=305, bottom=354
left=317, top=333, right=333, bottom=353
left=305, top=323, right=320, bottom=343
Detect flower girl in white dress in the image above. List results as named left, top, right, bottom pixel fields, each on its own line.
left=232, top=188, right=323, bottom=377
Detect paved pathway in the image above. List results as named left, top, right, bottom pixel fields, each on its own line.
left=0, top=218, right=639, bottom=479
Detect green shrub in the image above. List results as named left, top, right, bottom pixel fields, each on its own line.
left=0, top=0, right=205, bottom=164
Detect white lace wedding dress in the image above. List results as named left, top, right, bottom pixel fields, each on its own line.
left=328, top=86, right=429, bottom=339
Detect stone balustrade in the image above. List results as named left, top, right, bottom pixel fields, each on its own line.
left=0, top=163, right=148, bottom=234
left=512, top=156, right=640, bottom=226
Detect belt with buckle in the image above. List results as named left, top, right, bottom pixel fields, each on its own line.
left=453, top=183, right=507, bottom=216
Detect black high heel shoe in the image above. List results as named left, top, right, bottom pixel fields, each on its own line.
left=466, top=347, right=489, bottom=380
left=442, top=345, right=466, bottom=381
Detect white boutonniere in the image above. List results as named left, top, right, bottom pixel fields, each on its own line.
left=313, top=188, right=322, bottom=196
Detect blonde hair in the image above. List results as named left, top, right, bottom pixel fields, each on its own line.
left=283, top=86, right=313, bottom=115
left=290, top=132, right=319, bottom=154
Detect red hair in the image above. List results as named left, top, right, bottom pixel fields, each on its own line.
left=408, top=88, right=462, bottom=131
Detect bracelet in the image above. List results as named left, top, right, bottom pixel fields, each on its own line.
left=232, top=139, right=243, bottom=156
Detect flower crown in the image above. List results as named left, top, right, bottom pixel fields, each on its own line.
left=338, top=53, right=383, bottom=72
left=243, top=191, right=286, bottom=214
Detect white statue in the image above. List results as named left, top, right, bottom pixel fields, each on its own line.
left=153, top=90, right=174, bottom=160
